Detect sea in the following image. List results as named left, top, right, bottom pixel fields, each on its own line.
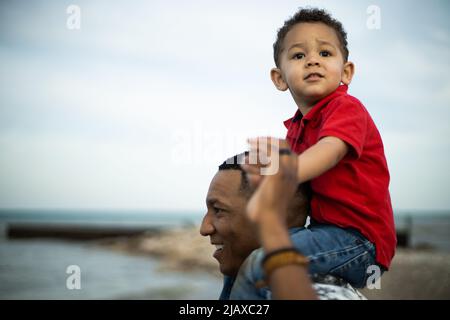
left=0, top=209, right=222, bottom=300
left=0, top=209, right=449, bottom=300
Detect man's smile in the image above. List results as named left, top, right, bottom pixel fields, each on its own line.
left=213, top=245, right=224, bottom=260
left=211, top=242, right=225, bottom=260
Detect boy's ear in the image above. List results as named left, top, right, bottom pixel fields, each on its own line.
left=270, top=68, right=288, bottom=91
left=341, top=61, right=355, bottom=85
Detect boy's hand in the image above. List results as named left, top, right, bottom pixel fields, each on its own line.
left=242, top=135, right=349, bottom=188
left=242, top=136, right=294, bottom=185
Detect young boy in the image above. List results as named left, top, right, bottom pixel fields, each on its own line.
left=231, top=8, right=396, bottom=299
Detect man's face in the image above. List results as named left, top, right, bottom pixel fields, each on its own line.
left=278, top=22, right=349, bottom=107
left=200, top=170, right=259, bottom=277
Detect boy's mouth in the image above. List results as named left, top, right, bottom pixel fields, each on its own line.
left=304, top=72, right=324, bottom=80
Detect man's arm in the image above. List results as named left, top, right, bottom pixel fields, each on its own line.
left=244, top=139, right=317, bottom=300
left=257, top=213, right=317, bottom=300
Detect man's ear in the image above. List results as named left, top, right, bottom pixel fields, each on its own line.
left=270, top=68, right=288, bottom=91
left=341, top=61, right=355, bottom=85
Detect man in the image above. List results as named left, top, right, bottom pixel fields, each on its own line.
left=200, top=152, right=366, bottom=300
left=200, top=152, right=308, bottom=298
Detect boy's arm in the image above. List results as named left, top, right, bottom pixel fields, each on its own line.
left=244, top=136, right=349, bottom=186
left=297, top=136, right=348, bottom=183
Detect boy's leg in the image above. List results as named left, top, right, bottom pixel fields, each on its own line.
left=230, top=224, right=377, bottom=299
left=294, top=223, right=377, bottom=288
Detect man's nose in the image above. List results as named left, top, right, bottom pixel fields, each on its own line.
left=200, top=212, right=215, bottom=236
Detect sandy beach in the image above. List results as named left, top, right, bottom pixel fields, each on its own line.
left=97, top=226, right=450, bottom=300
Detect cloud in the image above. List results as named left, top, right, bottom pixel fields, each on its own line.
left=0, top=0, right=449, bottom=211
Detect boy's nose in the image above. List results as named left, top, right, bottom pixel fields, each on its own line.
left=306, top=59, right=320, bottom=67
left=306, top=54, right=320, bottom=67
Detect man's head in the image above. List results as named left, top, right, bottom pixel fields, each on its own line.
left=270, top=8, right=355, bottom=108
left=200, top=153, right=309, bottom=277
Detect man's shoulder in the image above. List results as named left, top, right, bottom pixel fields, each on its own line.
left=237, top=249, right=368, bottom=300
left=311, top=274, right=367, bottom=300
left=313, top=282, right=367, bottom=300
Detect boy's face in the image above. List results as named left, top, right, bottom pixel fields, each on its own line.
left=272, top=22, right=354, bottom=109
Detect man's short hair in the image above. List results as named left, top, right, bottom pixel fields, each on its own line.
left=218, top=152, right=251, bottom=196
left=273, top=7, right=349, bottom=67
left=218, top=152, right=311, bottom=206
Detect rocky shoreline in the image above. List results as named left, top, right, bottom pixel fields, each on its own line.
left=96, top=225, right=450, bottom=300
left=96, top=226, right=221, bottom=276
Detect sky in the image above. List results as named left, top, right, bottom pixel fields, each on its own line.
left=0, top=0, right=449, bottom=213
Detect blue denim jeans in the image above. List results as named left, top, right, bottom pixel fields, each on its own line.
left=229, top=223, right=377, bottom=300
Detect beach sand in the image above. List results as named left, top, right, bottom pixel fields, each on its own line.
left=97, top=226, right=450, bottom=300
left=361, top=248, right=450, bottom=299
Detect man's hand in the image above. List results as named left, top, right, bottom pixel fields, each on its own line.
left=241, top=138, right=298, bottom=224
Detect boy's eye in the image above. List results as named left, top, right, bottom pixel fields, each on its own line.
left=320, top=51, right=331, bottom=57
left=293, top=53, right=305, bottom=60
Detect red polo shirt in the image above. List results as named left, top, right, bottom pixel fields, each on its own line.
left=284, top=85, right=396, bottom=269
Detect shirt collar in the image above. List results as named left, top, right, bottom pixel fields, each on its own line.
left=284, top=84, right=348, bottom=128
left=219, top=275, right=235, bottom=300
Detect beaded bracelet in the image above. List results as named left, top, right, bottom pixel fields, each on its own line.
left=262, top=247, right=309, bottom=278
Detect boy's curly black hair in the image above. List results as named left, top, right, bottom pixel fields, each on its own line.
left=273, top=8, right=349, bottom=67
